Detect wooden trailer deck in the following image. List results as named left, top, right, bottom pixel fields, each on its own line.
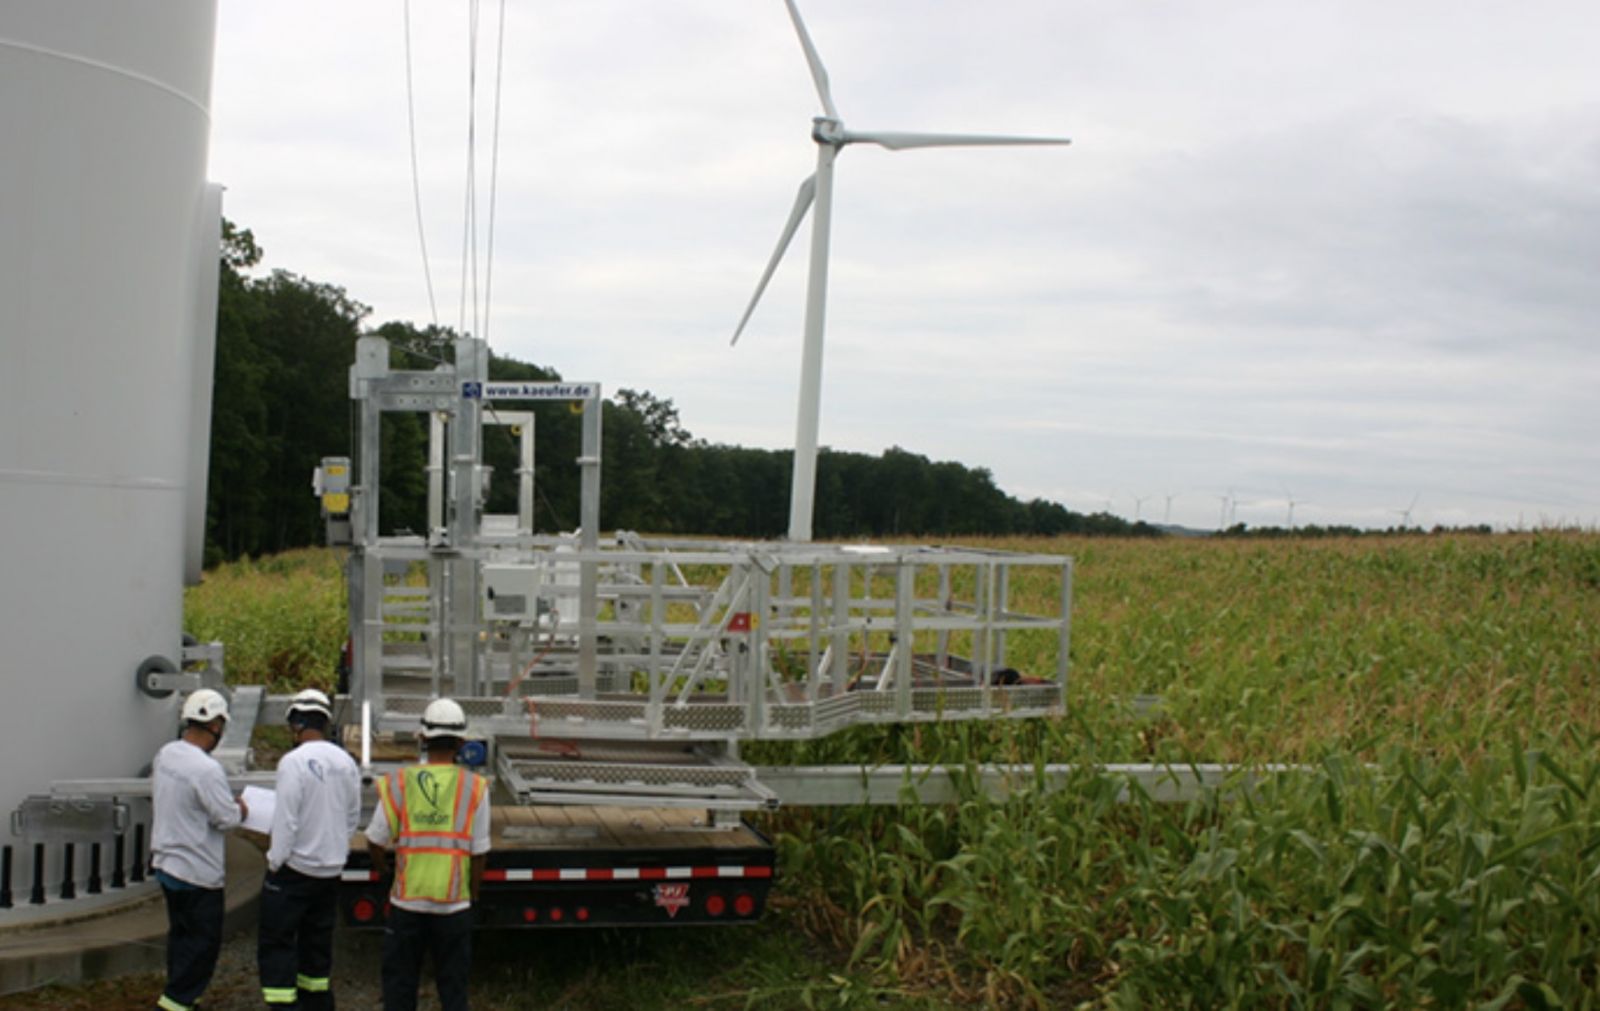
left=489, top=803, right=765, bottom=850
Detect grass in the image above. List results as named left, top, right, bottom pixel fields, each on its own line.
left=183, top=548, right=347, bottom=695
left=164, top=532, right=1600, bottom=1007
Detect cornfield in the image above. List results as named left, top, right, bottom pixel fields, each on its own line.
left=185, top=533, right=1600, bottom=1008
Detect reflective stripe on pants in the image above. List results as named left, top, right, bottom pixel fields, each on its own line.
left=258, top=866, right=340, bottom=1009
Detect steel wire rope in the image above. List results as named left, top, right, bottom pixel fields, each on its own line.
left=476, top=0, right=509, bottom=430
left=459, top=0, right=511, bottom=435
left=402, top=0, right=441, bottom=329
left=457, top=0, right=499, bottom=431
left=480, top=0, right=508, bottom=346
left=457, top=0, right=480, bottom=340
left=401, top=4, right=516, bottom=515
left=457, top=0, right=510, bottom=348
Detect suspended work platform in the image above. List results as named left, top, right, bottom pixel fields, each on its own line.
left=321, top=336, right=1073, bottom=810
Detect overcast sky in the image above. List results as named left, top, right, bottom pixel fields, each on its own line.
left=209, top=0, right=1600, bottom=532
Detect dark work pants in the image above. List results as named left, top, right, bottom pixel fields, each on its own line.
left=380, top=905, right=473, bottom=1011
left=160, top=881, right=225, bottom=1009
left=258, top=866, right=340, bottom=1009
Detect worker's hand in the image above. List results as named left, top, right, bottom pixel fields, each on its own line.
left=237, top=797, right=249, bottom=819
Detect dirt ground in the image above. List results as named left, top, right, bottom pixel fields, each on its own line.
left=0, top=925, right=397, bottom=1011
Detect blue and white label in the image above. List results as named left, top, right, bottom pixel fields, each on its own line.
left=465, top=381, right=598, bottom=401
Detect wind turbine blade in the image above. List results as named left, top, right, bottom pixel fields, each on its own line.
left=843, top=129, right=1070, bottom=151
left=783, top=0, right=839, bottom=120
left=732, top=174, right=817, bottom=346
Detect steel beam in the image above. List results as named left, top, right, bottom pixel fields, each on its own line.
left=753, top=763, right=1309, bottom=806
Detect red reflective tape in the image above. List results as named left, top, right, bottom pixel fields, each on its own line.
left=483, top=870, right=507, bottom=882
left=531, top=869, right=561, bottom=882
left=639, top=867, right=667, bottom=880
left=745, top=866, right=773, bottom=879
left=691, top=867, right=718, bottom=879
left=588, top=868, right=614, bottom=881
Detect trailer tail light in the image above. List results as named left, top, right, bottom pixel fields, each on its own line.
left=351, top=898, right=377, bottom=923
left=576, top=906, right=590, bottom=922
left=733, top=892, right=756, bottom=917
left=704, top=892, right=727, bottom=917
left=549, top=906, right=564, bottom=922
left=522, top=907, right=538, bottom=923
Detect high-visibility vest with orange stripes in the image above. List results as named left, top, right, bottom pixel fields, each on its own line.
left=376, top=764, right=487, bottom=905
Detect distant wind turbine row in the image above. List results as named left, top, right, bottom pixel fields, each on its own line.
left=1099, top=489, right=1430, bottom=530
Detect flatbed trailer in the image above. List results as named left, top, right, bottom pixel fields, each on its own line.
left=335, top=733, right=774, bottom=929
left=340, top=803, right=772, bottom=929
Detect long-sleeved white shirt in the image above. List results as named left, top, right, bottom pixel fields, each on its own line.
left=151, top=738, right=242, bottom=889
left=267, top=738, right=362, bottom=877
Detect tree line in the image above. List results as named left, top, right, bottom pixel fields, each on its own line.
left=204, top=222, right=1150, bottom=563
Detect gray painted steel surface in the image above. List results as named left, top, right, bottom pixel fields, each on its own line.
left=0, top=0, right=220, bottom=904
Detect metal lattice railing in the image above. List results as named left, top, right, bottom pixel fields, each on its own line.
left=357, top=539, right=1071, bottom=744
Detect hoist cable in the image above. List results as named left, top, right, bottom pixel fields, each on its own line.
left=403, top=0, right=506, bottom=351
left=481, top=0, right=508, bottom=346
left=458, top=0, right=480, bottom=339
left=402, top=0, right=441, bottom=329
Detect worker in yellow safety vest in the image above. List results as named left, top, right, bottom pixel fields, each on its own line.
left=365, top=698, right=490, bottom=1011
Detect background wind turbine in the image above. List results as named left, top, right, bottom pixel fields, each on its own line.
left=1218, top=488, right=1237, bottom=529
left=1392, top=493, right=1420, bottom=529
left=731, top=0, right=1070, bottom=542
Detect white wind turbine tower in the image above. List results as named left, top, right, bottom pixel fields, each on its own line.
left=1392, top=493, right=1420, bottom=530
left=1282, top=485, right=1308, bottom=531
left=731, top=0, right=1071, bottom=542
left=1218, top=489, right=1236, bottom=529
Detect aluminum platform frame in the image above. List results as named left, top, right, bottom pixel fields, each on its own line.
left=335, top=336, right=1072, bottom=805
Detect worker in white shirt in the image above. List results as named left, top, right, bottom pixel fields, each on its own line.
left=257, top=688, right=362, bottom=1009
left=151, top=688, right=247, bottom=1011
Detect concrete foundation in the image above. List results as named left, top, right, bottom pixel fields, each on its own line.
left=0, top=835, right=263, bottom=996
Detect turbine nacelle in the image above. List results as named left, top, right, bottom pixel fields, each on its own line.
left=811, top=116, right=846, bottom=145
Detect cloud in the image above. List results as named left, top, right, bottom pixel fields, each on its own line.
left=210, top=0, right=1600, bottom=531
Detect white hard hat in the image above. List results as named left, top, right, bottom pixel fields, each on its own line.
left=182, top=688, right=230, bottom=725
left=287, top=688, right=333, bottom=721
left=420, top=697, right=468, bottom=740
